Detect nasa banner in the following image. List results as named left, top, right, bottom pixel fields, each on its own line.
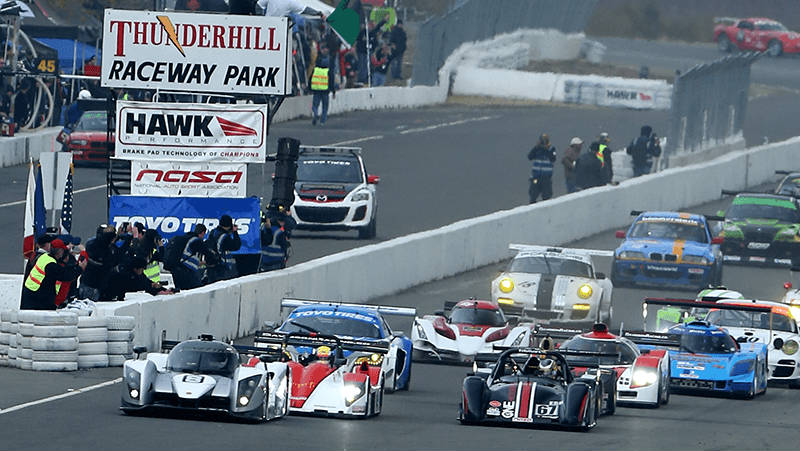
left=109, top=195, right=261, bottom=254
left=116, top=101, right=267, bottom=163
left=101, top=9, right=292, bottom=95
left=130, top=161, right=247, bottom=197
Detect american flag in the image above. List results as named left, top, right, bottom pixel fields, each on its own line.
left=60, top=163, right=74, bottom=234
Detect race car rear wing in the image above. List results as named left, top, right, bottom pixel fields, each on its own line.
left=475, top=348, right=619, bottom=366
left=530, top=325, right=584, bottom=340
left=159, top=331, right=285, bottom=359
left=775, top=170, right=798, bottom=175
left=509, top=244, right=613, bottom=258
left=622, top=331, right=681, bottom=347
left=254, top=331, right=390, bottom=355
left=281, top=298, right=416, bottom=317
left=713, top=16, right=739, bottom=25
left=644, top=297, right=773, bottom=313
left=641, top=297, right=775, bottom=335
left=722, top=188, right=798, bottom=200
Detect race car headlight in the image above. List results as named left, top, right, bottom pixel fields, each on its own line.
left=69, top=139, right=88, bottom=146
left=682, top=255, right=709, bottom=265
left=237, top=375, right=262, bottom=406
left=730, top=360, right=755, bottom=376
left=125, top=367, right=141, bottom=391
left=618, top=251, right=645, bottom=260
left=352, top=190, right=370, bottom=202
left=343, top=383, right=366, bottom=406
left=783, top=339, right=799, bottom=355
left=355, top=353, right=384, bottom=366
left=499, top=277, right=514, bottom=293
left=414, top=322, right=427, bottom=340
left=777, top=228, right=800, bottom=241
left=510, top=332, right=528, bottom=347
left=631, top=368, right=658, bottom=388
left=130, top=389, right=139, bottom=399
left=577, top=284, right=593, bottom=299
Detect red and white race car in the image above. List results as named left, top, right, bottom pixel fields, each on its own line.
left=714, top=17, right=800, bottom=56
left=534, top=324, right=671, bottom=408
left=411, top=300, right=531, bottom=364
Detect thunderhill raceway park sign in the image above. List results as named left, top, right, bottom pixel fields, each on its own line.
left=101, top=9, right=292, bottom=95
left=130, top=161, right=247, bottom=197
left=116, top=101, right=267, bottom=163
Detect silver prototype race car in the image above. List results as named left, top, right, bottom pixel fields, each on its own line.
left=120, top=333, right=291, bottom=422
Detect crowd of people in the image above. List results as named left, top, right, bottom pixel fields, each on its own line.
left=20, top=208, right=296, bottom=310
left=528, top=125, right=661, bottom=203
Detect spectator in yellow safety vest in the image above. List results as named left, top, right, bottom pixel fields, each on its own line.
left=309, top=45, right=336, bottom=126
left=20, top=239, right=86, bottom=310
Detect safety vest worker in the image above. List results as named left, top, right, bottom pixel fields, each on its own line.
left=596, top=144, right=606, bottom=168
left=20, top=239, right=84, bottom=310
left=260, top=224, right=287, bottom=272
left=311, top=67, right=330, bottom=91
left=143, top=248, right=160, bottom=283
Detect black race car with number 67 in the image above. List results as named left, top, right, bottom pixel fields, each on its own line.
left=459, top=348, right=616, bottom=431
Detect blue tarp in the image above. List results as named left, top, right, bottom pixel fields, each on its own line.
left=32, top=38, right=98, bottom=74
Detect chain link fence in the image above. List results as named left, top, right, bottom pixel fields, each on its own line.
left=410, top=0, right=598, bottom=86
left=667, top=52, right=760, bottom=159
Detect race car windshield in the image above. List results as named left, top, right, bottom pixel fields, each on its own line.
left=756, top=22, right=787, bottom=31
left=706, top=310, right=796, bottom=333
left=629, top=220, right=707, bottom=243
left=449, top=307, right=505, bottom=326
left=678, top=332, right=737, bottom=354
left=726, top=202, right=800, bottom=223
left=166, top=342, right=239, bottom=377
left=560, top=336, right=637, bottom=365
left=296, top=158, right=363, bottom=183
left=508, top=256, right=592, bottom=278
left=74, top=112, right=110, bottom=131
left=281, top=315, right=381, bottom=338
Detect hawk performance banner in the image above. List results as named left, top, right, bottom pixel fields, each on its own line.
left=115, top=101, right=267, bottom=163
left=101, top=9, right=292, bottom=95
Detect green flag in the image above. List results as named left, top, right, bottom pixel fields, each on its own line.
left=326, top=0, right=360, bottom=47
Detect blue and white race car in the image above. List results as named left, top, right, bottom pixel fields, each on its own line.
left=627, top=298, right=769, bottom=399
left=611, top=211, right=724, bottom=290
left=262, top=298, right=415, bottom=392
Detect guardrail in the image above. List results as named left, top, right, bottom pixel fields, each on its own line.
left=90, top=136, right=800, bottom=350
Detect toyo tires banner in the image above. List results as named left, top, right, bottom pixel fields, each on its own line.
left=101, top=9, right=292, bottom=95
left=130, top=161, right=247, bottom=197
left=109, top=195, right=261, bottom=254
left=116, top=101, right=267, bottom=163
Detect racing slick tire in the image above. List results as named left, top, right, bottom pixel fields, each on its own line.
left=358, top=217, right=377, bottom=240
left=398, top=358, right=412, bottom=391
left=788, top=378, right=800, bottom=389
left=385, top=369, right=397, bottom=394
left=660, top=373, right=670, bottom=405
left=717, top=34, right=732, bottom=53
left=580, top=395, right=598, bottom=432
left=767, top=39, right=783, bottom=57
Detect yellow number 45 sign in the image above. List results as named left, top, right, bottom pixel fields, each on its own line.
left=35, top=57, right=58, bottom=73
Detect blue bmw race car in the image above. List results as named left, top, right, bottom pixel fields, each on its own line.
left=261, top=298, right=415, bottom=392
left=626, top=298, right=769, bottom=399
left=611, top=211, right=724, bottom=290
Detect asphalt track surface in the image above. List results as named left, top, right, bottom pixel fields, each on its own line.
left=3, top=39, right=800, bottom=450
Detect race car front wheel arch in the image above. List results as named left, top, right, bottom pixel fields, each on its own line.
left=461, top=376, right=487, bottom=422
left=768, top=40, right=783, bottom=57
left=358, top=217, right=377, bottom=240
left=717, top=34, right=732, bottom=52
left=564, top=382, right=592, bottom=425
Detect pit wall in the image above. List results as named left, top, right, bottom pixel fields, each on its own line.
left=93, top=136, right=800, bottom=350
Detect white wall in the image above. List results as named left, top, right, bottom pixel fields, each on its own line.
left=0, top=127, right=60, bottom=168
left=87, top=136, right=800, bottom=350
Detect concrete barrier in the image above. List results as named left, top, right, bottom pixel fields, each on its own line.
left=0, top=127, right=59, bottom=168
left=78, top=136, right=800, bottom=350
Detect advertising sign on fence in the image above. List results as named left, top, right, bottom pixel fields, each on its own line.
left=109, top=195, right=261, bottom=254
left=130, top=161, right=247, bottom=197
left=115, top=101, right=267, bottom=163
left=598, top=85, right=661, bottom=110
left=101, top=9, right=292, bottom=95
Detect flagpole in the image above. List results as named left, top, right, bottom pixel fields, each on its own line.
left=366, top=16, right=371, bottom=88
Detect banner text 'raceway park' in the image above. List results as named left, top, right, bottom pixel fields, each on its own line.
left=101, top=10, right=292, bottom=95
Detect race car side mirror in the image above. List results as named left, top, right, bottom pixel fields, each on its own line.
left=711, top=237, right=724, bottom=245
left=595, top=272, right=606, bottom=280
left=716, top=210, right=725, bottom=217
left=133, top=346, right=147, bottom=359
left=615, top=230, right=626, bottom=239
left=262, top=321, right=278, bottom=332
left=367, top=174, right=380, bottom=184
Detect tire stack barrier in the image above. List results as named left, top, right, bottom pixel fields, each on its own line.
left=105, top=316, right=135, bottom=367
left=6, top=310, right=18, bottom=367
left=21, top=311, right=79, bottom=371
left=0, top=310, right=12, bottom=366
left=16, top=312, right=34, bottom=370
left=77, top=316, right=108, bottom=369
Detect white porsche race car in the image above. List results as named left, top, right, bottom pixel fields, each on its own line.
left=120, top=334, right=290, bottom=422
left=411, top=299, right=531, bottom=364
left=491, top=245, right=614, bottom=324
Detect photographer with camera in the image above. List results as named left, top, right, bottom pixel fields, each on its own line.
left=627, top=125, right=662, bottom=177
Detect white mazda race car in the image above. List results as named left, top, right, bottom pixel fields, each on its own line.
left=707, top=299, right=800, bottom=388
left=411, top=299, right=531, bottom=364
left=120, top=334, right=290, bottom=422
left=491, top=245, right=614, bottom=324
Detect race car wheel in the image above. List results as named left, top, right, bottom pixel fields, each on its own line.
left=580, top=395, right=597, bottom=432
left=385, top=369, right=398, bottom=394
left=717, top=34, right=732, bottom=53
left=660, top=371, right=670, bottom=405
left=399, top=358, right=412, bottom=391
left=758, top=361, right=768, bottom=396
left=767, top=40, right=783, bottom=57
left=358, top=217, right=377, bottom=240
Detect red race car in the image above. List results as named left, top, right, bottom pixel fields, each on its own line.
left=714, top=17, right=800, bottom=57
left=63, top=110, right=113, bottom=165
